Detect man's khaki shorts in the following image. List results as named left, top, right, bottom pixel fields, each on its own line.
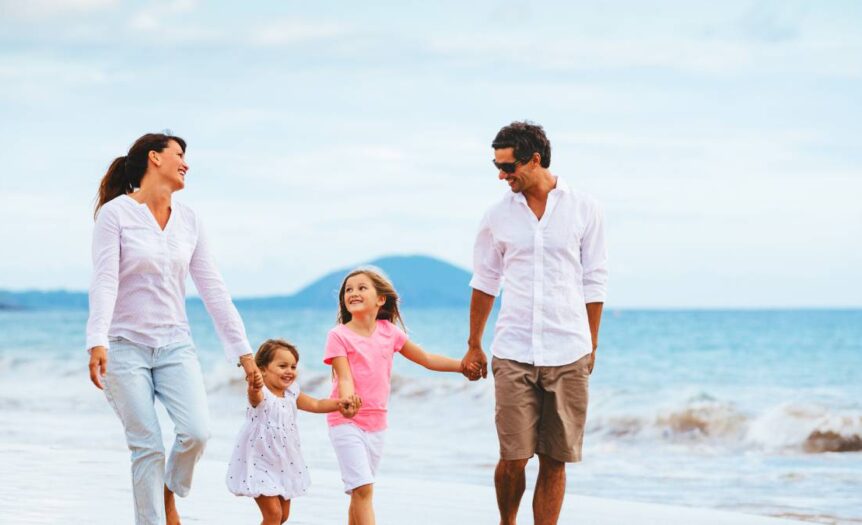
left=492, top=354, right=590, bottom=463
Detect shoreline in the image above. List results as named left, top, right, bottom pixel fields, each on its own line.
left=0, top=442, right=812, bottom=525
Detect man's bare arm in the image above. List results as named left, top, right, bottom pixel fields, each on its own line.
left=586, top=302, right=604, bottom=374
left=462, top=288, right=495, bottom=380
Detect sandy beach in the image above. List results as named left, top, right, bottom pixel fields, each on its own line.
left=0, top=441, right=809, bottom=525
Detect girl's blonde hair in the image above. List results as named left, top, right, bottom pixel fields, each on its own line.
left=255, top=338, right=299, bottom=370
left=337, top=267, right=406, bottom=331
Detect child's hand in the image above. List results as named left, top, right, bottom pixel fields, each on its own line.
left=247, top=369, right=264, bottom=392
left=339, top=394, right=362, bottom=419
left=461, top=360, right=483, bottom=381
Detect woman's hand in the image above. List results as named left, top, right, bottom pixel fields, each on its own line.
left=239, top=354, right=257, bottom=382
left=88, top=346, right=108, bottom=390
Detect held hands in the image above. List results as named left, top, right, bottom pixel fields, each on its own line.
left=461, top=360, right=483, bottom=381
left=239, top=354, right=258, bottom=383
left=88, top=346, right=108, bottom=390
left=338, top=394, right=362, bottom=419
left=246, top=369, right=264, bottom=393
left=460, top=346, right=488, bottom=381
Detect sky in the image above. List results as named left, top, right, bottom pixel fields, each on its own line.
left=1, top=0, right=860, bottom=308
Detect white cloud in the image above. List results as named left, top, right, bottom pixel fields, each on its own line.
left=0, top=0, right=116, bottom=18
left=0, top=54, right=124, bottom=85
left=126, top=0, right=220, bottom=44
left=250, top=19, right=349, bottom=46
left=731, top=2, right=802, bottom=43
left=127, top=20, right=222, bottom=44
left=557, top=129, right=821, bottom=162
left=427, top=21, right=861, bottom=78
left=129, top=0, right=197, bottom=28
left=427, top=33, right=752, bottom=74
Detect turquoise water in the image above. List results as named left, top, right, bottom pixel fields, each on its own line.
left=1, top=307, right=860, bottom=522
left=5, top=307, right=859, bottom=396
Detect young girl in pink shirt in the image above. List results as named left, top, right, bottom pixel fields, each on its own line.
left=323, top=268, right=479, bottom=524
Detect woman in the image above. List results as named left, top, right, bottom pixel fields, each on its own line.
left=86, top=133, right=258, bottom=525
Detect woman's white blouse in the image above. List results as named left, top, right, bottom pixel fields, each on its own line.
left=86, top=195, right=252, bottom=361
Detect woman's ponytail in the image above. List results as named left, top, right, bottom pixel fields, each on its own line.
left=93, top=133, right=186, bottom=219
left=94, top=156, right=130, bottom=218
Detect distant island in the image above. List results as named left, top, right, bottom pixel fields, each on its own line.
left=237, top=255, right=471, bottom=309
left=0, top=289, right=89, bottom=311
left=0, top=255, right=473, bottom=311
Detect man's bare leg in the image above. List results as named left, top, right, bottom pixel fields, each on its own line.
left=164, top=486, right=181, bottom=525
left=495, top=458, right=529, bottom=525
left=533, top=454, right=566, bottom=525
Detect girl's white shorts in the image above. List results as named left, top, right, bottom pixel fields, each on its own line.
left=328, top=423, right=386, bottom=494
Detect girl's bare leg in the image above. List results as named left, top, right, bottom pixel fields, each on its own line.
left=348, top=484, right=375, bottom=525
left=280, top=497, right=291, bottom=523
left=255, top=495, right=283, bottom=525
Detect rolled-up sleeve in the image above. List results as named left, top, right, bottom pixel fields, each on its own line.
left=469, top=212, right=504, bottom=297
left=86, top=207, right=120, bottom=351
left=189, top=218, right=253, bottom=361
left=581, top=201, right=608, bottom=303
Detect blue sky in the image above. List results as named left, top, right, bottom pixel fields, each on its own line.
left=1, top=0, right=860, bottom=307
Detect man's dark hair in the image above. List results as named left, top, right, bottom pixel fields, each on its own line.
left=492, top=121, right=551, bottom=168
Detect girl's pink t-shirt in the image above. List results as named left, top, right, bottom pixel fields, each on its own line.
left=323, top=319, right=408, bottom=432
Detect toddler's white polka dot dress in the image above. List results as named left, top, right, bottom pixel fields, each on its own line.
left=226, top=383, right=310, bottom=499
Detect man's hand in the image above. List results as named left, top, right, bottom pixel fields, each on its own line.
left=586, top=302, right=603, bottom=375
left=88, top=346, right=108, bottom=390
left=461, top=346, right=488, bottom=381
left=461, top=359, right=482, bottom=380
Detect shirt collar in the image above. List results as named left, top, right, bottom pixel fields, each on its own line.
left=553, top=176, right=571, bottom=193
left=509, top=175, right=569, bottom=204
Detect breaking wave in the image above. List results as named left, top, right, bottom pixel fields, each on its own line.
left=591, top=398, right=862, bottom=454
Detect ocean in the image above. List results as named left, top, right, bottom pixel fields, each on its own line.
left=1, top=307, right=860, bottom=524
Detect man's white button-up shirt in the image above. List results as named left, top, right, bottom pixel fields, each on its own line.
left=470, top=177, right=608, bottom=366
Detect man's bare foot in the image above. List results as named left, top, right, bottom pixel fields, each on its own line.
left=164, top=486, right=181, bottom=525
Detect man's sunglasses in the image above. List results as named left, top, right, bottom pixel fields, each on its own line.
left=493, top=160, right=522, bottom=174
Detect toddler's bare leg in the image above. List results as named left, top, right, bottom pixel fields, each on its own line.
left=255, top=495, right=283, bottom=525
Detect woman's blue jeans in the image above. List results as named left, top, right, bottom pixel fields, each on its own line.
left=103, top=337, right=210, bottom=525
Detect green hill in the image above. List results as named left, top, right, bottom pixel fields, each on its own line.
left=0, top=290, right=88, bottom=310
left=237, top=255, right=471, bottom=309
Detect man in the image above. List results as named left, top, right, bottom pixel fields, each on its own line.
left=462, top=121, right=607, bottom=525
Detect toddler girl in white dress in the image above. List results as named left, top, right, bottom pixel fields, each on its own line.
left=227, top=339, right=360, bottom=524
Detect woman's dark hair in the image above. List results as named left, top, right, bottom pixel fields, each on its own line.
left=255, top=339, right=300, bottom=369
left=491, top=121, right=551, bottom=168
left=94, top=132, right=186, bottom=218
